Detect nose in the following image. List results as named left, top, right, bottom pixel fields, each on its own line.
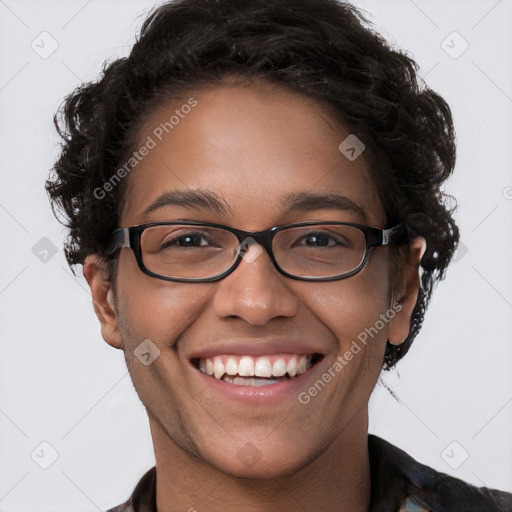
left=212, top=242, right=300, bottom=326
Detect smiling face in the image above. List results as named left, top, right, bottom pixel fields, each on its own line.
left=85, top=78, right=423, bottom=479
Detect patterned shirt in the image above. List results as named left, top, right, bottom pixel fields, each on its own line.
left=106, top=434, right=512, bottom=512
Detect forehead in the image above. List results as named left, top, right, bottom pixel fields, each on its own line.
left=120, top=81, right=385, bottom=228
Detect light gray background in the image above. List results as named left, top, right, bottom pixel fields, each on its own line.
left=0, top=0, right=511, bottom=510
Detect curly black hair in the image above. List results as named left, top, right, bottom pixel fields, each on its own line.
left=46, top=0, right=459, bottom=370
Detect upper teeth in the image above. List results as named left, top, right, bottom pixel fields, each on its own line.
left=198, top=354, right=312, bottom=380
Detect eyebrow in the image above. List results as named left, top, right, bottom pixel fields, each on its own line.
left=281, top=192, right=368, bottom=220
left=141, top=189, right=368, bottom=220
left=142, top=189, right=232, bottom=217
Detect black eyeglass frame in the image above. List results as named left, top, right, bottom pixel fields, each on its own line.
left=110, top=220, right=407, bottom=283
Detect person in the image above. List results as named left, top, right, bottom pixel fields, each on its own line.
left=45, top=0, right=512, bottom=511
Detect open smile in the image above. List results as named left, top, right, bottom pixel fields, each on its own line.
left=189, top=351, right=326, bottom=404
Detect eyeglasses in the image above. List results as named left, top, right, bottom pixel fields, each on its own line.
left=110, top=220, right=406, bottom=282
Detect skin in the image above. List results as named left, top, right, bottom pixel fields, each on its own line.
left=85, top=79, right=425, bottom=512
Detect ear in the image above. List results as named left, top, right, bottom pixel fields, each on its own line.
left=387, top=237, right=427, bottom=345
left=83, top=255, right=123, bottom=350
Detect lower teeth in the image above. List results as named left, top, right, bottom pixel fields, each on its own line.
left=221, top=375, right=284, bottom=386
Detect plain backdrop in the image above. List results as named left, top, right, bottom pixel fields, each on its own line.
left=0, top=0, right=511, bottom=510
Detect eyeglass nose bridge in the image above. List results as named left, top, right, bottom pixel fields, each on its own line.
left=231, top=227, right=278, bottom=267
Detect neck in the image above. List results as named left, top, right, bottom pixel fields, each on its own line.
left=150, top=409, right=371, bottom=512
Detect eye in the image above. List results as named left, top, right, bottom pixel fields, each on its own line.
left=303, top=232, right=335, bottom=247
left=160, top=230, right=212, bottom=249
left=298, top=230, right=349, bottom=248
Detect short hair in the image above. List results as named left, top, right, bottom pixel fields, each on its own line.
left=46, top=0, right=460, bottom=370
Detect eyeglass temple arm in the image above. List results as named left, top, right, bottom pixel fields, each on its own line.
left=109, top=228, right=130, bottom=254
left=382, top=224, right=406, bottom=245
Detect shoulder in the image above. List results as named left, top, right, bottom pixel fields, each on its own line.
left=368, top=434, right=512, bottom=512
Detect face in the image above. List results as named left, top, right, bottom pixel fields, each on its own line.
left=86, top=79, right=423, bottom=478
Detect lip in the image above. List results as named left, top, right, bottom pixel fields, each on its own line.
left=189, top=352, right=327, bottom=405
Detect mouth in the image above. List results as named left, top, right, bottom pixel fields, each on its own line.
left=190, top=353, right=325, bottom=387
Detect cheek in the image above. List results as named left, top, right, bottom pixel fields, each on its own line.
left=116, top=255, right=215, bottom=348
left=305, top=251, right=392, bottom=344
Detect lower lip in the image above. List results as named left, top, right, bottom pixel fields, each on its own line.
left=191, top=358, right=325, bottom=405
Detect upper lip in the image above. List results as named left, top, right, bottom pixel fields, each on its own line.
left=188, top=338, right=326, bottom=361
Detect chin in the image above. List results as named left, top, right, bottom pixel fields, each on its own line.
left=199, top=439, right=316, bottom=479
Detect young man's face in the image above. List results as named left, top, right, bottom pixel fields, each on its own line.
left=86, top=81, right=422, bottom=478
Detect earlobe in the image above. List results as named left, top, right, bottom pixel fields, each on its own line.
left=84, top=255, right=124, bottom=350
left=387, top=237, right=426, bottom=346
